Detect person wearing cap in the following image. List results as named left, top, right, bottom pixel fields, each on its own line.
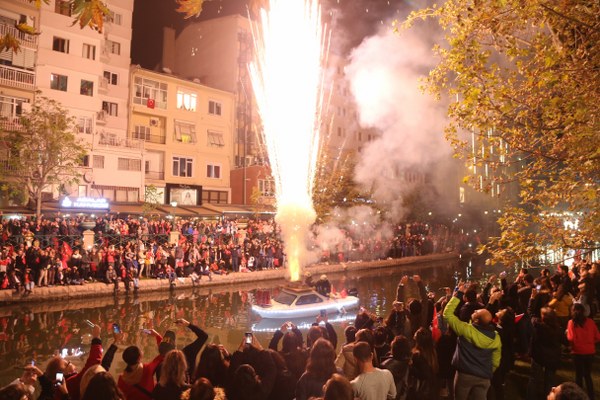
left=315, top=274, right=331, bottom=297
left=443, top=282, right=501, bottom=400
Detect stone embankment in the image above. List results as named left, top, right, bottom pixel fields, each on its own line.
left=0, top=253, right=458, bottom=305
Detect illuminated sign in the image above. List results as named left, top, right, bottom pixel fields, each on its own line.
left=60, top=196, right=109, bottom=210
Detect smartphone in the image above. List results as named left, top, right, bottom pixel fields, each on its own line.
left=286, top=322, right=293, bottom=330
left=244, top=332, right=253, bottom=345
left=319, top=310, right=326, bottom=317
left=536, top=285, right=542, bottom=290
left=142, top=329, right=152, bottom=335
left=55, top=372, right=64, bottom=383
left=84, top=320, right=95, bottom=328
left=112, top=323, right=121, bottom=334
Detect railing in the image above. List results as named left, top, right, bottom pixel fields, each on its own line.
left=0, top=65, right=35, bottom=90
left=145, top=170, right=165, bottom=180
left=98, top=134, right=143, bottom=150
left=0, top=159, right=19, bottom=175
left=133, top=133, right=166, bottom=145
left=0, top=22, right=38, bottom=48
left=0, top=117, right=24, bottom=132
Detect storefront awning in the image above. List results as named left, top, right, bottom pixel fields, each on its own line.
left=177, top=205, right=221, bottom=218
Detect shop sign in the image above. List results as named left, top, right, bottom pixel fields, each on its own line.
left=60, top=196, right=110, bottom=210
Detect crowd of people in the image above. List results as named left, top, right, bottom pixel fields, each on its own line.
left=0, top=215, right=454, bottom=294
left=1, top=259, right=599, bottom=400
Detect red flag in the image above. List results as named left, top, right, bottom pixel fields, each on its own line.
left=147, top=98, right=155, bottom=109
left=431, top=308, right=441, bottom=342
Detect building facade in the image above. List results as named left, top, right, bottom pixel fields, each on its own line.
left=129, top=66, right=235, bottom=208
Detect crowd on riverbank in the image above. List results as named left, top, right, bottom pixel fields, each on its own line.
left=0, top=215, right=459, bottom=294
left=1, top=260, right=599, bottom=400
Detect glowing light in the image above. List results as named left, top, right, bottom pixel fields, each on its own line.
left=250, top=0, right=328, bottom=281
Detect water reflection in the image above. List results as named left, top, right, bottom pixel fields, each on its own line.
left=0, top=259, right=471, bottom=386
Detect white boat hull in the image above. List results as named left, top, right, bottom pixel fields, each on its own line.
left=252, top=295, right=359, bottom=319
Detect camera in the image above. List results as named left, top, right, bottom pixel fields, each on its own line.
left=112, top=323, right=121, bottom=334
left=244, top=332, right=253, bottom=345
left=55, top=372, right=64, bottom=385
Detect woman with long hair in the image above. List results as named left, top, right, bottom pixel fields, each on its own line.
left=296, top=338, right=339, bottom=400
left=567, top=303, right=600, bottom=399
left=194, top=344, right=230, bottom=389
left=410, top=327, right=439, bottom=399
left=152, top=350, right=190, bottom=400
left=81, top=372, right=125, bottom=400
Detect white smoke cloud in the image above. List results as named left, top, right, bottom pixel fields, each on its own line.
left=345, top=22, right=452, bottom=221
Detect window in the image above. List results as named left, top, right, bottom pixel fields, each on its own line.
left=55, top=0, right=71, bottom=16
left=173, top=121, right=196, bottom=143
left=258, top=179, right=275, bottom=196
left=103, top=71, right=118, bottom=85
left=207, top=130, right=225, bottom=147
left=80, top=80, right=93, bottom=96
left=77, top=117, right=92, bottom=134
left=208, top=100, right=222, bottom=116
left=102, top=101, right=118, bottom=116
left=206, top=164, right=221, bottom=179
left=109, top=12, right=122, bottom=25
left=0, top=96, right=28, bottom=119
left=52, top=37, right=69, bottom=53
left=82, top=43, right=95, bottom=60
left=118, top=158, right=142, bottom=171
left=177, top=89, right=197, bottom=111
left=50, top=73, right=68, bottom=91
left=296, top=294, right=323, bottom=305
left=202, top=190, right=228, bottom=204
left=93, top=155, right=104, bottom=169
left=105, top=39, right=121, bottom=55
left=134, top=77, right=168, bottom=109
left=173, top=157, right=193, bottom=177
left=133, top=125, right=151, bottom=141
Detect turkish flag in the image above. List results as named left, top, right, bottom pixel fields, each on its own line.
left=147, top=98, right=155, bottom=109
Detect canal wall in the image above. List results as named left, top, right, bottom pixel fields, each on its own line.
left=0, top=253, right=458, bottom=306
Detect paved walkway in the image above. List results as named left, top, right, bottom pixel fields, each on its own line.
left=0, top=253, right=457, bottom=305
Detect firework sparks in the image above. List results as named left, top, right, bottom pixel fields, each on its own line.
left=250, top=0, right=328, bottom=281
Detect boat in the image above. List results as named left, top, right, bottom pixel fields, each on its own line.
left=251, top=312, right=358, bottom=333
left=251, top=284, right=359, bottom=319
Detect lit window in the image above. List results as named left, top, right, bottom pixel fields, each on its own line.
left=82, top=43, right=95, bottom=60
left=176, top=90, right=197, bottom=111
left=134, top=77, right=167, bottom=109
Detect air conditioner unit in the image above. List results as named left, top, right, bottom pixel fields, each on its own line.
left=149, top=117, right=160, bottom=127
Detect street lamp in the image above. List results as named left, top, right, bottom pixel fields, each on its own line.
left=170, top=201, right=177, bottom=219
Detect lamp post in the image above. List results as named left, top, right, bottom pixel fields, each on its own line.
left=170, top=201, right=177, bottom=219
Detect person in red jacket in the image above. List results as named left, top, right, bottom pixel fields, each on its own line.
left=567, top=303, right=600, bottom=399
left=117, top=329, right=165, bottom=400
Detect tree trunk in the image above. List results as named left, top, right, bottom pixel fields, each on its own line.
left=36, top=189, right=42, bottom=221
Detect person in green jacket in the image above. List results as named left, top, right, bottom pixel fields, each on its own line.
left=443, top=282, right=502, bottom=400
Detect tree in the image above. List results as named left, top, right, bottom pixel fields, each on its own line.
left=142, top=184, right=162, bottom=218
left=1, top=97, right=87, bottom=220
left=404, top=1, right=600, bottom=265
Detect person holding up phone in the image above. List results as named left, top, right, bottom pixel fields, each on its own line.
left=36, top=323, right=104, bottom=400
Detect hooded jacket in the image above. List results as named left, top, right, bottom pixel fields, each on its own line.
left=443, top=294, right=501, bottom=380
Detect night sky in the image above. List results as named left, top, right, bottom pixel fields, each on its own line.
left=131, top=0, right=414, bottom=69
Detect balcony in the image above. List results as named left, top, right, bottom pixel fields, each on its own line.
left=132, top=132, right=166, bottom=145
left=0, top=23, right=38, bottom=48
left=97, top=132, right=143, bottom=150
left=145, top=170, right=165, bottom=180
left=0, top=117, right=25, bottom=132
left=0, top=159, right=18, bottom=175
left=0, top=65, right=35, bottom=90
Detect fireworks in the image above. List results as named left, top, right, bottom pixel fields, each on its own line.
left=250, top=0, right=328, bottom=281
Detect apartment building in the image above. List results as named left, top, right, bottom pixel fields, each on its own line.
left=0, top=0, right=38, bottom=182
left=35, top=0, right=141, bottom=202
left=130, top=66, right=234, bottom=208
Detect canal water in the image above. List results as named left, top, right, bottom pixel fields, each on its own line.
left=0, top=257, right=489, bottom=387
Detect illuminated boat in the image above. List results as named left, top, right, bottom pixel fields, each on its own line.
left=251, top=285, right=359, bottom=319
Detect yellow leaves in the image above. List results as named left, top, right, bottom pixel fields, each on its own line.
left=175, top=0, right=206, bottom=19
left=0, top=34, right=20, bottom=53
left=15, top=23, right=40, bottom=36
left=71, top=0, right=111, bottom=32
